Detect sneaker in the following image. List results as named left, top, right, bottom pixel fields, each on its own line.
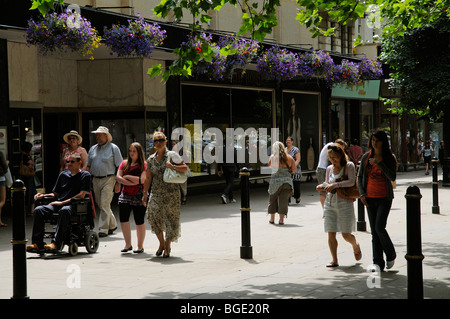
left=229, top=199, right=236, bottom=203
left=220, top=194, right=228, bottom=204
left=386, top=259, right=395, bottom=269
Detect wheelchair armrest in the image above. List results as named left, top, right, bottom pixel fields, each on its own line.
left=71, top=197, right=91, bottom=204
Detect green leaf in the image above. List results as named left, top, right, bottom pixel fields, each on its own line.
left=147, top=64, right=162, bottom=78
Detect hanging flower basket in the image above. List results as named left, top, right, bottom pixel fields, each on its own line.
left=103, top=14, right=166, bottom=58
left=358, top=57, right=383, bottom=80
left=26, top=9, right=101, bottom=58
left=180, top=32, right=227, bottom=81
left=332, top=59, right=361, bottom=86
left=301, top=50, right=335, bottom=80
left=256, top=47, right=300, bottom=81
left=217, top=35, right=260, bottom=76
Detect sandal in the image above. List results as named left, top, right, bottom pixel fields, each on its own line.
left=354, top=244, right=362, bottom=261
left=326, top=262, right=339, bottom=268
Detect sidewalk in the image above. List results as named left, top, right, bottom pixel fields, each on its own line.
left=0, top=167, right=449, bottom=302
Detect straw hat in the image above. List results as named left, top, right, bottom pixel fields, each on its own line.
left=91, top=126, right=112, bottom=142
left=63, top=130, right=83, bottom=144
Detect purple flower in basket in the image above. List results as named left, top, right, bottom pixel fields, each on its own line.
left=103, top=14, right=166, bottom=58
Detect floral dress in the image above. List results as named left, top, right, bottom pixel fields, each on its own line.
left=146, top=149, right=182, bottom=242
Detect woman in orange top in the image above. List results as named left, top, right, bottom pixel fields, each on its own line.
left=357, top=130, right=397, bottom=271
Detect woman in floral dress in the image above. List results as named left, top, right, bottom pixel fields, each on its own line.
left=142, top=132, right=187, bottom=258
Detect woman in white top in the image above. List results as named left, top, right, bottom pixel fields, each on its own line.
left=316, top=143, right=361, bottom=267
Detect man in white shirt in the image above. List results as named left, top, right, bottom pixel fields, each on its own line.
left=87, top=126, right=123, bottom=237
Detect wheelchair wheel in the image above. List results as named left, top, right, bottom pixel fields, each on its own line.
left=68, top=242, right=78, bottom=256
left=85, top=231, right=99, bottom=254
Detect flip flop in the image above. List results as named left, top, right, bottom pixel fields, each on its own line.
left=326, top=262, right=339, bottom=267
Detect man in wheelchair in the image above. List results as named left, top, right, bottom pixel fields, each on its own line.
left=26, top=154, right=91, bottom=252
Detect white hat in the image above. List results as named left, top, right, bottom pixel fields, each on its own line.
left=63, top=130, right=83, bottom=144
left=91, top=126, right=112, bottom=142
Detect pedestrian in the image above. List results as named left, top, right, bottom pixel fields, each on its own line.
left=19, top=141, right=37, bottom=216
left=316, top=138, right=346, bottom=208
left=357, top=130, right=397, bottom=271
left=439, top=140, right=445, bottom=168
left=26, top=153, right=91, bottom=252
left=217, top=137, right=239, bottom=204
left=347, top=138, right=363, bottom=166
left=267, top=141, right=297, bottom=225
left=87, top=126, right=123, bottom=237
left=316, top=143, right=361, bottom=267
left=60, top=130, right=88, bottom=172
left=142, top=131, right=188, bottom=258
left=421, top=140, right=434, bottom=175
left=285, top=136, right=302, bottom=204
left=115, top=142, right=147, bottom=254
left=0, top=151, right=8, bottom=227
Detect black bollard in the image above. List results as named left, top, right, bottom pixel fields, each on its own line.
left=404, top=185, right=424, bottom=299
left=432, top=158, right=440, bottom=214
left=357, top=198, right=366, bottom=231
left=239, top=168, right=252, bottom=259
left=10, top=180, right=29, bottom=299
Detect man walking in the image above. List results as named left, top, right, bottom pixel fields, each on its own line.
left=87, top=126, right=123, bottom=237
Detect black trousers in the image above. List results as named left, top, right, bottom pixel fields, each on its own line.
left=293, top=180, right=301, bottom=199
left=222, top=166, right=236, bottom=200
left=31, top=204, right=72, bottom=248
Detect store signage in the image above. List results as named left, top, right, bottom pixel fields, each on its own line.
left=331, top=80, right=380, bottom=100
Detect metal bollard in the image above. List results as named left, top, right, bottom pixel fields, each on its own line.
left=357, top=198, right=366, bottom=231
left=404, top=185, right=424, bottom=299
left=432, top=158, right=440, bottom=214
left=10, top=180, right=29, bottom=299
left=239, top=168, right=252, bottom=259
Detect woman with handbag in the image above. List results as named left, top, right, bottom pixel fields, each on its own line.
left=20, top=142, right=37, bottom=216
left=267, top=141, right=297, bottom=225
left=142, top=132, right=187, bottom=258
left=316, top=143, right=361, bottom=267
left=358, top=130, right=397, bottom=271
left=116, top=142, right=147, bottom=254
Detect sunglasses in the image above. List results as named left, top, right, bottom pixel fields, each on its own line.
left=154, top=139, right=166, bottom=143
left=66, top=160, right=79, bottom=164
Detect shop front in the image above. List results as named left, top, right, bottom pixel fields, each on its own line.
left=331, top=80, right=381, bottom=151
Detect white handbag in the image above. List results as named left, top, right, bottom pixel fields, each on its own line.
left=163, top=151, right=187, bottom=184
left=163, top=168, right=187, bottom=184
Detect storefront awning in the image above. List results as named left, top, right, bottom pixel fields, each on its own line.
left=331, top=80, right=380, bottom=100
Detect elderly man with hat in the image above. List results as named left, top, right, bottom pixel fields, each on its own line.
left=61, top=130, right=88, bottom=172
left=87, top=126, right=123, bottom=237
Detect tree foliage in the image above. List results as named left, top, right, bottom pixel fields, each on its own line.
left=379, top=15, right=450, bottom=119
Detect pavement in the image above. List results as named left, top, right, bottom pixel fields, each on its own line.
left=0, top=166, right=449, bottom=308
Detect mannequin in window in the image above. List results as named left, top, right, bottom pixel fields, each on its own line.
left=286, top=97, right=301, bottom=147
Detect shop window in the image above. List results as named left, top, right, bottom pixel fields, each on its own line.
left=87, top=115, right=145, bottom=160
left=361, top=101, right=374, bottom=150
left=181, top=84, right=275, bottom=176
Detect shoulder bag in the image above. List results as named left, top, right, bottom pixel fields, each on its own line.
left=335, top=164, right=359, bottom=199
left=20, top=162, right=35, bottom=177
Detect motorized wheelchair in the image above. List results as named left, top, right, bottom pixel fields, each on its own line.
left=31, top=195, right=99, bottom=256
